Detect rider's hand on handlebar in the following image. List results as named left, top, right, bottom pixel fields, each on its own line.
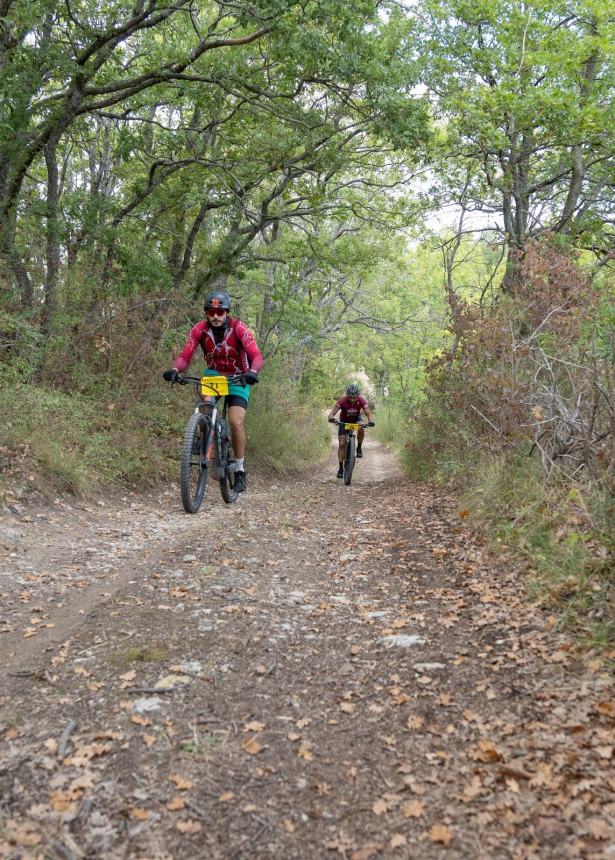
left=367, top=420, right=375, bottom=427
left=328, top=416, right=336, bottom=423
left=163, top=369, right=180, bottom=383
left=244, top=370, right=259, bottom=386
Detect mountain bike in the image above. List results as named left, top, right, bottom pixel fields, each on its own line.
left=169, top=373, right=244, bottom=513
left=333, top=420, right=374, bottom=485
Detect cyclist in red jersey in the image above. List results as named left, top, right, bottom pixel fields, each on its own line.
left=328, top=383, right=373, bottom=478
left=163, top=290, right=263, bottom=493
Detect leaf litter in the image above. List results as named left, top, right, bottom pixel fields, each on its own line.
left=0, top=443, right=613, bottom=858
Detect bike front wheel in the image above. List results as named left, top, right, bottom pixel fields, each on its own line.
left=180, top=413, right=211, bottom=513
left=218, top=422, right=238, bottom=504
left=343, top=435, right=356, bottom=485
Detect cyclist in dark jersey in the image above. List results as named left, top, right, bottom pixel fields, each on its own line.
left=328, top=383, right=373, bottom=478
left=163, top=290, right=263, bottom=493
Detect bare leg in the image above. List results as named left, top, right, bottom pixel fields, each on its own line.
left=228, top=405, right=247, bottom=459
left=338, top=435, right=345, bottom=465
left=358, top=427, right=365, bottom=446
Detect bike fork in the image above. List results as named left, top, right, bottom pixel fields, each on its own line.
left=200, top=405, right=217, bottom=469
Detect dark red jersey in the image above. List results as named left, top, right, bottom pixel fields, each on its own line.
left=336, top=395, right=368, bottom=422
left=172, top=317, right=263, bottom=376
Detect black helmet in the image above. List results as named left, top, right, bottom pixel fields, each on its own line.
left=346, top=383, right=360, bottom=397
left=204, top=290, right=231, bottom=312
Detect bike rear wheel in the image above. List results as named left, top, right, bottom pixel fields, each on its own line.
left=218, top=422, right=238, bottom=504
left=343, top=435, right=355, bottom=485
left=180, top=413, right=211, bottom=513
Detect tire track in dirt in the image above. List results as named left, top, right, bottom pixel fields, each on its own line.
left=0, top=435, right=613, bottom=859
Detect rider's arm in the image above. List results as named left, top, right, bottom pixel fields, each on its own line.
left=172, top=321, right=207, bottom=373
left=361, top=398, right=372, bottom=421
left=235, top=321, right=264, bottom=374
left=328, top=402, right=341, bottom=420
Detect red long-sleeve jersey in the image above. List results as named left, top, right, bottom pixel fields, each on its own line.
left=172, top=317, right=264, bottom=376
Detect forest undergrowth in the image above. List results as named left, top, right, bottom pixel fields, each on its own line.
left=0, top=304, right=329, bottom=505
left=386, top=243, right=615, bottom=649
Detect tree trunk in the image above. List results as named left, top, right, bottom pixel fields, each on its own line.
left=43, top=136, right=61, bottom=330
left=173, top=202, right=209, bottom=290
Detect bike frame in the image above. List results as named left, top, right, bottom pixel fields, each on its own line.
left=332, top=419, right=371, bottom=485
left=182, top=373, right=244, bottom=480
left=195, top=394, right=226, bottom=480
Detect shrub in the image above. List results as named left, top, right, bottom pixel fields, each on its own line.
left=397, top=239, right=614, bottom=646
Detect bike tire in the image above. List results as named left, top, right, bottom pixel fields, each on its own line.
left=218, top=425, right=238, bottom=505
left=343, top=435, right=355, bottom=485
left=180, top=413, right=211, bottom=513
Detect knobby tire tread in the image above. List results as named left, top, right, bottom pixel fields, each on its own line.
left=180, top=413, right=210, bottom=513
left=218, top=423, right=238, bottom=505
left=344, top=435, right=355, bottom=485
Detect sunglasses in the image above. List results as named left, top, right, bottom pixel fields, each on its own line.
left=207, top=308, right=227, bottom=317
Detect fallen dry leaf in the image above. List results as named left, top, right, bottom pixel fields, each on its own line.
left=73, top=666, right=91, bottom=677
left=166, top=797, right=185, bottom=811
left=243, top=720, right=265, bottom=733
left=219, top=792, right=235, bottom=802
left=63, top=742, right=112, bottom=767
left=351, top=843, right=381, bottom=860
left=471, top=739, right=502, bottom=763
left=169, top=774, right=193, bottom=791
left=176, top=819, right=202, bottom=834
left=596, top=701, right=615, bottom=718
left=298, top=745, right=314, bottom=761
left=242, top=736, right=262, bottom=755
left=402, top=799, right=424, bottom=818
left=463, top=709, right=481, bottom=723
left=4, top=822, right=42, bottom=847
left=69, top=772, right=95, bottom=791
left=429, top=823, right=454, bottom=846
left=390, top=833, right=407, bottom=848
left=129, top=807, right=149, bottom=821
left=587, top=818, right=611, bottom=840
left=373, top=798, right=389, bottom=816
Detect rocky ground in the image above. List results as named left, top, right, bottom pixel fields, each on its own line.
left=0, top=434, right=613, bottom=859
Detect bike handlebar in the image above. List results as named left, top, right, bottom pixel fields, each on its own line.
left=330, top=419, right=374, bottom=427
left=173, top=372, right=247, bottom=387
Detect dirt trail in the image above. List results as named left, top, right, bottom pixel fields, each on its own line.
left=0, top=435, right=613, bottom=859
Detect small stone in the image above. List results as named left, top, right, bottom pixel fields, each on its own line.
left=179, top=660, right=203, bottom=675
left=134, top=697, right=163, bottom=713
left=155, top=674, right=191, bottom=690
left=377, top=635, right=426, bottom=648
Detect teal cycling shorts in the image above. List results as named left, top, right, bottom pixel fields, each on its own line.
left=203, top=368, right=251, bottom=404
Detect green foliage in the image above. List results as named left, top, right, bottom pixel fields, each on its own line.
left=466, top=454, right=614, bottom=646
left=393, top=243, right=615, bottom=647
left=0, top=377, right=182, bottom=498
left=119, top=645, right=170, bottom=665
left=246, top=362, right=330, bottom=472
left=0, top=308, right=42, bottom=379
left=416, top=0, right=615, bottom=260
